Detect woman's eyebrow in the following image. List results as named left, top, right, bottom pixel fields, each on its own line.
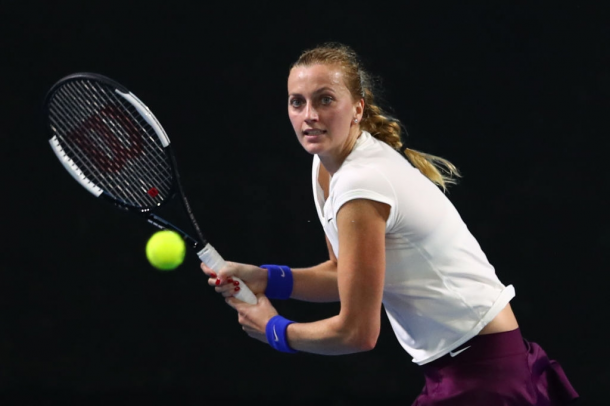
left=288, top=87, right=337, bottom=97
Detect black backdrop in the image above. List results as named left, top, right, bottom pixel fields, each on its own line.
left=1, top=2, right=608, bottom=405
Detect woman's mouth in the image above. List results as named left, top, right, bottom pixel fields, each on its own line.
left=303, top=129, right=327, bottom=136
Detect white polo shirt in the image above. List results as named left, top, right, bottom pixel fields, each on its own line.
left=312, top=131, right=515, bottom=365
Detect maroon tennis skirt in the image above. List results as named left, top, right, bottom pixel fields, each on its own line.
left=412, top=328, right=579, bottom=405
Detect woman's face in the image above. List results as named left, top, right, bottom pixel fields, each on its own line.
left=288, top=64, right=362, bottom=157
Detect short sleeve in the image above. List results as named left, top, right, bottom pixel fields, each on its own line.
left=330, top=164, right=398, bottom=232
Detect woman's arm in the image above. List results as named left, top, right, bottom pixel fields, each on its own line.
left=201, top=237, right=339, bottom=302
left=290, top=237, right=339, bottom=302
left=286, top=198, right=388, bottom=354
left=227, top=198, right=389, bottom=355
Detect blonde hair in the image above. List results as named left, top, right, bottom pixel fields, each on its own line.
left=292, top=42, right=461, bottom=191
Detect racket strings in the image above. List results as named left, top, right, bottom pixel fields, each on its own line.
left=76, top=80, right=170, bottom=177
left=93, top=82, right=173, bottom=196
left=96, top=83, right=172, bottom=173
left=53, top=80, right=168, bottom=182
left=50, top=86, right=156, bottom=207
left=49, top=79, right=174, bottom=208
left=50, top=98, right=141, bottom=202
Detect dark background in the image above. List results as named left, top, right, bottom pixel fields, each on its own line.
left=1, top=2, right=608, bottom=405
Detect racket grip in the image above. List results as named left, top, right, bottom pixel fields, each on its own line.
left=197, top=243, right=257, bottom=305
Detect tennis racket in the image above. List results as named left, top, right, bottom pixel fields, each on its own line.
left=43, top=72, right=257, bottom=304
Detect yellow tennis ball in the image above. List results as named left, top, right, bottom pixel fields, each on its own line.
left=146, top=230, right=186, bottom=271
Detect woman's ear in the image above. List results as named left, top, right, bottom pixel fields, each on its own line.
left=354, top=98, right=365, bottom=122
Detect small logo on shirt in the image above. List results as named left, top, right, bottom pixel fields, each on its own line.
left=449, top=346, right=471, bottom=357
left=327, top=217, right=333, bottom=222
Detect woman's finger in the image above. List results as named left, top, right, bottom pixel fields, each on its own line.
left=200, top=263, right=217, bottom=278
left=216, top=281, right=241, bottom=297
left=207, top=274, right=239, bottom=288
left=216, top=263, right=236, bottom=281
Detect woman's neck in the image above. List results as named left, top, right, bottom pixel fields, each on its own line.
left=319, top=130, right=362, bottom=175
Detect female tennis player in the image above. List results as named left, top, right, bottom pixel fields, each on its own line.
left=201, top=43, right=579, bottom=405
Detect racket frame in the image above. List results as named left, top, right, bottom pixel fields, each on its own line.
left=44, top=73, right=205, bottom=249
left=44, top=72, right=258, bottom=304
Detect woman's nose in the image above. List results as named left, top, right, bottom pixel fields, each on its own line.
left=304, top=103, right=319, bottom=121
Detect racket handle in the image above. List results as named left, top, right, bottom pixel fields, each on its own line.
left=197, top=243, right=258, bottom=305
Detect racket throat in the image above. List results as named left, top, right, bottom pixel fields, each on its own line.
left=146, top=213, right=201, bottom=249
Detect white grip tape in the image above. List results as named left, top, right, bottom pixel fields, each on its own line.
left=197, top=243, right=257, bottom=305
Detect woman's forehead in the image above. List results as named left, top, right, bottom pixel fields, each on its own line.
left=288, top=64, right=346, bottom=92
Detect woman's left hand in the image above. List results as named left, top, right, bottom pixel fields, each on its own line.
left=225, top=294, right=278, bottom=344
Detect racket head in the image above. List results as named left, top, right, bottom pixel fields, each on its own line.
left=43, top=73, right=177, bottom=213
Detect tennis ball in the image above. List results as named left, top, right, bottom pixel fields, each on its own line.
left=146, top=230, right=186, bottom=271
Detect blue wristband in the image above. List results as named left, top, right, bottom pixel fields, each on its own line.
left=266, top=315, right=297, bottom=353
left=261, top=264, right=293, bottom=300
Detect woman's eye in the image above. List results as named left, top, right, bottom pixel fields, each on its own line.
left=290, top=99, right=303, bottom=107
left=321, top=96, right=333, bottom=105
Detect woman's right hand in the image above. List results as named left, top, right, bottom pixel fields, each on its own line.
left=200, top=261, right=268, bottom=298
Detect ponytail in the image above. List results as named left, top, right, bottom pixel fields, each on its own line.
left=403, top=149, right=461, bottom=191
left=361, top=90, right=461, bottom=191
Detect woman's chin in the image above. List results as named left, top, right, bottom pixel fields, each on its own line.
left=301, top=140, right=326, bottom=155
